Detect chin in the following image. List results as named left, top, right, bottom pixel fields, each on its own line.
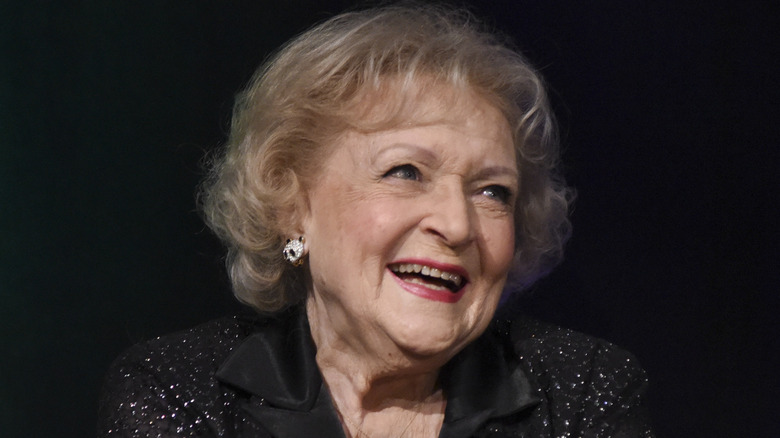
left=388, top=318, right=480, bottom=361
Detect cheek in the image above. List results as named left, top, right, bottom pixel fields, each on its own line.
left=482, top=218, right=516, bottom=276
left=318, top=193, right=409, bottom=258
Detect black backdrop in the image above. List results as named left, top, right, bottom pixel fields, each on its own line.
left=2, top=1, right=777, bottom=436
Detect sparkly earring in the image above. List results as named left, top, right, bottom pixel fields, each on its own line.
left=282, top=236, right=306, bottom=266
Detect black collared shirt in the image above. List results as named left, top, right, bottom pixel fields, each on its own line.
left=98, top=309, right=654, bottom=437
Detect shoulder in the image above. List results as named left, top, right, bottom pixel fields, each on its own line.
left=505, top=317, right=655, bottom=437
left=509, top=317, right=646, bottom=381
left=105, top=315, right=257, bottom=384
left=97, top=315, right=264, bottom=437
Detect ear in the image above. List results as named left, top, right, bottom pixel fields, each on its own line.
left=281, top=190, right=312, bottom=239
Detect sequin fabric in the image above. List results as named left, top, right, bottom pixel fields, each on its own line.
left=98, top=314, right=654, bottom=437
left=506, top=318, right=655, bottom=437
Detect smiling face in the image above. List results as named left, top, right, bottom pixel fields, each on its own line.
left=302, top=87, right=517, bottom=364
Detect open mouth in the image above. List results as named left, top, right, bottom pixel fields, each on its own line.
left=388, top=262, right=466, bottom=293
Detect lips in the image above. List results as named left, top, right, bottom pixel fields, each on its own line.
left=388, top=259, right=469, bottom=303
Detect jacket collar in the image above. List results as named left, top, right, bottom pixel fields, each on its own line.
left=216, top=308, right=539, bottom=435
left=216, top=308, right=322, bottom=411
left=441, top=326, right=538, bottom=422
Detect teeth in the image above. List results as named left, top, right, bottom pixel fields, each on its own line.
left=390, top=263, right=464, bottom=288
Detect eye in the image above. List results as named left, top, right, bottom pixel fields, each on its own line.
left=480, top=185, right=513, bottom=205
left=383, top=164, right=421, bottom=181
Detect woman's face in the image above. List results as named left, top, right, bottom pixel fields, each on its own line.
left=302, top=89, right=517, bottom=361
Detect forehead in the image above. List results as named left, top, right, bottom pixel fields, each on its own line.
left=325, top=86, right=515, bottom=170
left=311, top=81, right=516, bottom=182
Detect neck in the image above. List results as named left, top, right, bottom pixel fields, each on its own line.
left=306, top=298, right=446, bottom=436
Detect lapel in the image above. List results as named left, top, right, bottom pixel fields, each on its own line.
left=216, top=310, right=345, bottom=437
left=439, top=324, right=540, bottom=438
left=215, top=309, right=539, bottom=438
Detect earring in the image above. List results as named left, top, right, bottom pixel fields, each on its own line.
left=282, top=236, right=306, bottom=266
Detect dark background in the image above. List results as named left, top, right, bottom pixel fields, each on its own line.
left=2, top=1, right=777, bottom=436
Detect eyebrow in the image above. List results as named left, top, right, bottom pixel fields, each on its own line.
left=372, top=143, right=518, bottom=181
left=372, top=143, right=439, bottom=163
left=473, top=165, right=519, bottom=181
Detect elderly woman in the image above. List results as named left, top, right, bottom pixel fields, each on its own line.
left=99, top=5, right=653, bottom=438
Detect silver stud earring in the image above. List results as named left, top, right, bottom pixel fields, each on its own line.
left=282, top=236, right=306, bottom=266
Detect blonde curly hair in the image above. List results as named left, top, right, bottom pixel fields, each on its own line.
left=200, top=4, right=572, bottom=312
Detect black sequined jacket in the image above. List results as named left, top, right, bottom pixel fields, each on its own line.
left=98, top=309, right=654, bottom=437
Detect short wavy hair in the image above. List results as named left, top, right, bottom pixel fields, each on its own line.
left=200, top=4, right=572, bottom=313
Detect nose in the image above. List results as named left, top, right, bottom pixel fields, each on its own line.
left=421, top=180, right=475, bottom=248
